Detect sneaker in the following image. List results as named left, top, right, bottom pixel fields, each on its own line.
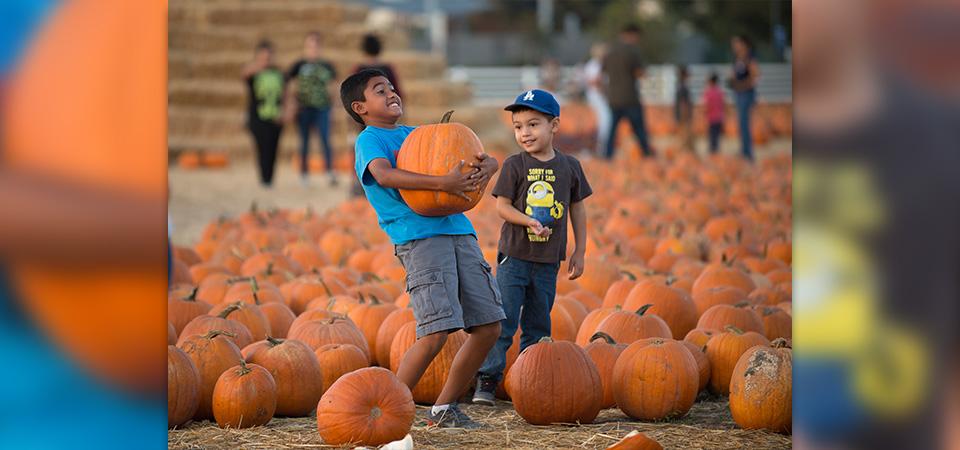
left=426, top=403, right=483, bottom=429
left=472, top=375, right=497, bottom=406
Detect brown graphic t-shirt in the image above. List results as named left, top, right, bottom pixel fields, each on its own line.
left=491, top=151, right=592, bottom=263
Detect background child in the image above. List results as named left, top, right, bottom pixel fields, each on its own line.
left=241, top=40, right=284, bottom=188
left=287, top=32, right=338, bottom=186
left=703, top=72, right=726, bottom=154
left=472, top=89, right=591, bottom=406
left=674, top=65, right=694, bottom=152
left=340, top=68, right=503, bottom=429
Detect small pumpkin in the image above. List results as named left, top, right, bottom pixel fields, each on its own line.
left=583, top=332, right=627, bottom=409
left=759, top=306, right=792, bottom=340
left=209, top=301, right=272, bottom=342
left=212, top=360, right=277, bottom=428
left=692, top=286, right=748, bottom=317
left=167, top=345, right=200, bottom=428
left=168, top=287, right=212, bottom=335
left=683, top=328, right=717, bottom=350
left=697, top=302, right=765, bottom=335
left=241, top=337, right=324, bottom=417
left=506, top=337, right=602, bottom=425
left=575, top=306, right=621, bottom=347
left=178, top=304, right=254, bottom=349
left=704, top=326, right=770, bottom=395
left=593, top=304, right=672, bottom=345
left=729, top=338, right=792, bottom=433
left=680, top=340, right=711, bottom=391
left=315, top=343, right=369, bottom=394
left=316, top=367, right=415, bottom=446
left=395, top=110, right=489, bottom=216
left=605, top=430, right=663, bottom=450
left=623, top=280, right=698, bottom=339
left=177, top=330, right=244, bottom=420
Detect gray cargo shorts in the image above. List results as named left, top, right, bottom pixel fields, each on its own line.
left=395, top=234, right=505, bottom=338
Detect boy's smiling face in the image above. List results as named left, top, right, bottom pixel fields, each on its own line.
left=352, top=76, right=402, bottom=125
left=512, top=109, right=558, bottom=156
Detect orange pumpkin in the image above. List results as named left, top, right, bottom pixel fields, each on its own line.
left=594, top=304, right=672, bottom=344
left=505, top=337, right=602, bottom=425
left=729, top=338, right=792, bottom=433
left=389, top=324, right=467, bottom=404
left=315, top=343, right=370, bottom=394
left=241, top=337, right=324, bottom=417
left=168, top=287, right=212, bottom=335
left=680, top=340, right=711, bottom=391
left=288, top=317, right=370, bottom=359
left=374, top=308, right=415, bottom=370
left=612, top=338, right=698, bottom=420
left=347, top=295, right=399, bottom=364
left=167, top=345, right=200, bottom=428
left=583, top=332, right=627, bottom=409
left=623, top=280, right=698, bottom=339
left=177, top=330, right=244, bottom=420
left=704, top=326, right=770, bottom=395
left=606, top=430, right=663, bottom=450
left=211, top=360, right=277, bottom=428
left=316, top=367, right=415, bottom=446
left=396, top=111, right=488, bottom=216
left=697, top=303, right=766, bottom=335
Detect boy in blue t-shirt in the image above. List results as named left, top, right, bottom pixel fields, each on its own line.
left=339, top=69, right=504, bottom=428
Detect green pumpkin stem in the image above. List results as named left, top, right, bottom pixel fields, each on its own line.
left=237, top=359, right=252, bottom=376
left=589, top=332, right=617, bottom=345
left=724, top=325, right=744, bottom=335
left=319, top=278, right=333, bottom=298
left=538, top=336, right=553, bottom=344
left=620, top=271, right=637, bottom=281
left=734, top=301, right=751, bottom=308
left=266, top=336, right=284, bottom=347
left=183, top=286, right=199, bottom=302
left=251, top=277, right=260, bottom=293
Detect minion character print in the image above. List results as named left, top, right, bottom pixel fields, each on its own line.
left=525, top=180, right=564, bottom=242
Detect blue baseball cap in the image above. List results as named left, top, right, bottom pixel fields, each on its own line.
left=504, top=89, right=560, bottom=118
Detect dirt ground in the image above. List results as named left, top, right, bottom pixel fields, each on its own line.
left=168, top=397, right=791, bottom=450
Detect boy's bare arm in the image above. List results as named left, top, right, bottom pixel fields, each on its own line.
left=367, top=158, right=477, bottom=200
left=567, top=200, right=587, bottom=279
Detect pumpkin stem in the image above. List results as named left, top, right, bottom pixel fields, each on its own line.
left=665, top=276, right=676, bottom=286
left=762, top=306, right=780, bottom=316
left=266, top=336, right=284, bottom=347
left=635, top=304, right=654, bottom=316
left=237, top=359, right=252, bottom=376
left=440, top=110, right=454, bottom=124
left=183, top=286, right=199, bottom=302
left=252, top=291, right=262, bottom=305
left=620, top=270, right=637, bottom=281
left=734, top=301, right=751, bottom=308
left=537, top=336, right=553, bottom=344
left=367, top=273, right=383, bottom=283
left=319, top=278, right=334, bottom=298
left=250, top=277, right=260, bottom=293
left=368, top=294, right=381, bottom=305
left=724, top=325, right=744, bottom=335
left=326, top=297, right=336, bottom=311
left=589, top=332, right=617, bottom=345
left=771, top=338, right=791, bottom=349
left=203, top=329, right=237, bottom=340
left=357, top=292, right=367, bottom=304
left=265, top=262, right=274, bottom=276
left=217, top=303, right=242, bottom=319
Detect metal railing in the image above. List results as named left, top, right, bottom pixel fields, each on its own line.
left=449, top=63, right=792, bottom=104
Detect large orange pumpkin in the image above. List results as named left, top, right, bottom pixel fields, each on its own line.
left=316, top=367, right=415, bottom=446
left=288, top=317, right=370, bottom=359
left=178, top=306, right=254, bottom=349
left=211, top=360, right=277, bottom=429
left=241, top=337, right=324, bottom=417
left=505, top=337, right=602, bottom=425
left=396, top=111, right=488, bottom=216
left=612, top=338, right=698, bottom=420
left=594, top=304, right=672, bottom=344
left=729, top=339, right=792, bottom=433
left=623, top=280, right=698, bottom=339
left=697, top=303, right=766, bottom=335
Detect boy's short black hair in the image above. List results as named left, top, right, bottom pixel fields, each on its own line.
left=709, top=72, right=719, bottom=84
left=340, top=68, right=389, bottom=125
left=509, top=105, right=556, bottom=123
left=362, top=34, right=382, bottom=57
left=255, top=39, right=273, bottom=52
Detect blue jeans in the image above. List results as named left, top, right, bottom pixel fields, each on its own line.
left=297, top=106, right=333, bottom=174
left=605, top=104, right=653, bottom=159
left=708, top=122, right=722, bottom=154
left=478, top=255, right=560, bottom=381
left=734, top=90, right=755, bottom=160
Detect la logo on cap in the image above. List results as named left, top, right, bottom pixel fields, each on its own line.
left=523, top=90, right=535, bottom=101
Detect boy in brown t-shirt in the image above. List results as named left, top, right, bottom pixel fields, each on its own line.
left=472, top=89, right=592, bottom=405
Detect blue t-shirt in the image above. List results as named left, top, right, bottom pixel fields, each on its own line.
left=355, top=125, right=475, bottom=244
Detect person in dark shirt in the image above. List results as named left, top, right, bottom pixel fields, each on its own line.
left=242, top=40, right=284, bottom=187
left=602, top=24, right=654, bottom=159
left=728, top=34, right=760, bottom=161
left=472, top=89, right=591, bottom=406
left=353, top=33, right=402, bottom=99
left=287, top=32, right=338, bottom=186
left=674, top=65, right=693, bottom=152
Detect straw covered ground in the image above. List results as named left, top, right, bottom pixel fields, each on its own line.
left=168, top=396, right=791, bottom=449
